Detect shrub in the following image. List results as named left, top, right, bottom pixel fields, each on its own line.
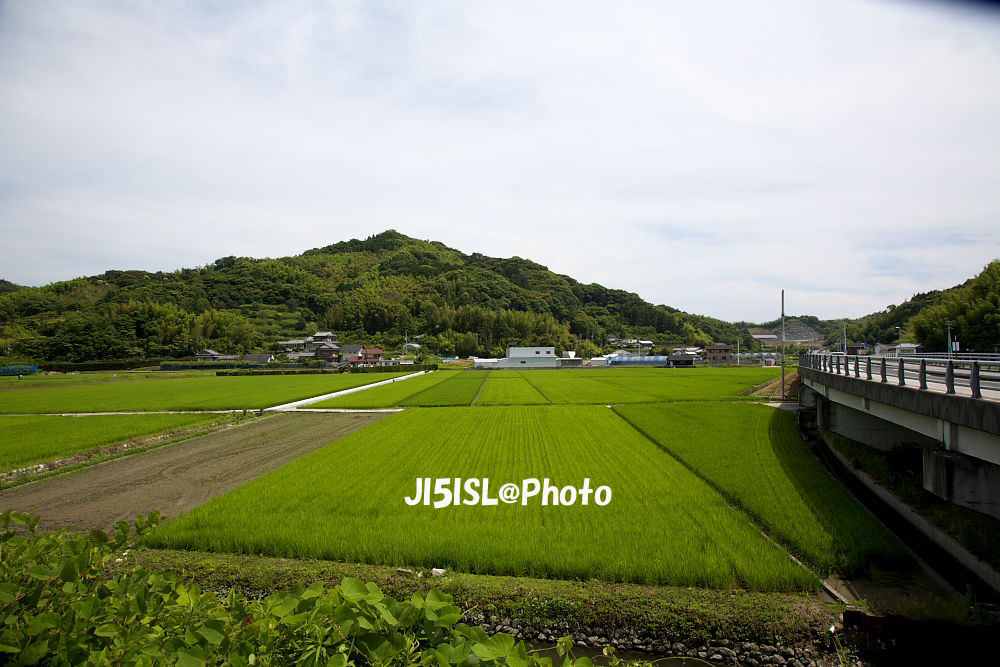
left=0, top=510, right=618, bottom=667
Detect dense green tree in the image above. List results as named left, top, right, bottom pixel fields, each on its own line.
left=7, top=230, right=986, bottom=363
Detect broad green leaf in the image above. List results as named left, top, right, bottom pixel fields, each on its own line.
left=18, top=638, right=48, bottom=665
left=196, top=625, right=225, bottom=646
left=0, top=583, right=18, bottom=603
left=94, top=624, right=120, bottom=638
left=24, top=612, right=60, bottom=637
left=176, top=646, right=208, bottom=667
left=339, top=578, right=368, bottom=602
left=327, top=654, right=348, bottom=667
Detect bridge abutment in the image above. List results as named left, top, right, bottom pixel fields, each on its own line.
left=800, top=366, right=1000, bottom=521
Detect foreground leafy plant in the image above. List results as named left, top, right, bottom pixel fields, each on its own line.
left=0, top=510, right=633, bottom=666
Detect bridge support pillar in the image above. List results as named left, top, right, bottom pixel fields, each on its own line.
left=800, top=366, right=1000, bottom=521
left=924, top=446, right=1000, bottom=521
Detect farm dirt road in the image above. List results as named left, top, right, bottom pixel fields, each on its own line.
left=0, top=412, right=387, bottom=532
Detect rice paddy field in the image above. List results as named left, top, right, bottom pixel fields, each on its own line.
left=303, top=366, right=782, bottom=408
left=147, top=405, right=817, bottom=591
left=307, top=371, right=460, bottom=408
left=7, top=365, right=906, bottom=595
left=614, top=402, right=910, bottom=575
left=475, top=377, right=550, bottom=405
left=0, top=370, right=213, bottom=390
left=400, top=372, right=486, bottom=406
left=0, top=372, right=408, bottom=413
left=0, top=413, right=224, bottom=471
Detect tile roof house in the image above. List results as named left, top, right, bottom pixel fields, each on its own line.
left=340, top=344, right=363, bottom=359
left=314, top=341, right=341, bottom=361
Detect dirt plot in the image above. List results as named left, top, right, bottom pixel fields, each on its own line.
left=0, top=412, right=385, bottom=533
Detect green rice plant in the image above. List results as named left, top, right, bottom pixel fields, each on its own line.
left=149, top=406, right=815, bottom=591
left=476, top=377, right=550, bottom=406
left=307, top=371, right=460, bottom=408
left=614, top=402, right=910, bottom=575
left=0, top=373, right=409, bottom=413
left=510, top=368, right=782, bottom=405
left=401, top=373, right=486, bottom=406
left=520, top=374, right=650, bottom=405
left=0, top=413, right=222, bottom=471
left=0, top=370, right=214, bottom=392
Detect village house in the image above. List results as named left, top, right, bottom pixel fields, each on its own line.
left=705, top=344, right=734, bottom=363
left=361, top=348, right=384, bottom=364
left=313, top=341, right=341, bottom=362
left=340, top=344, right=364, bottom=364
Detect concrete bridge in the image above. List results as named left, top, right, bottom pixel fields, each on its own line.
left=798, top=353, right=1000, bottom=520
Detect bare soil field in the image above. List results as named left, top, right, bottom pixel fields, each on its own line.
left=0, top=412, right=385, bottom=532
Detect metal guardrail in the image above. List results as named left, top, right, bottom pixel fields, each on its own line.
left=802, top=353, right=1000, bottom=400
left=908, top=352, right=1000, bottom=362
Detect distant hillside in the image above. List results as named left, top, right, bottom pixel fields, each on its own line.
left=0, top=279, right=22, bottom=296
left=0, top=230, right=748, bottom=363
left=750, top=261, right=998, bottom=353
left=851, top=260, right=1000, bottom=353
left=746, top=318, right=825, bottom=343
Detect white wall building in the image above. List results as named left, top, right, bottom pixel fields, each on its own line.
left=474, top=346, right=569, bottom=369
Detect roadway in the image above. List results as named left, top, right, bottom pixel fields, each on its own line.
left=809, top=355, right=1000, bottom=403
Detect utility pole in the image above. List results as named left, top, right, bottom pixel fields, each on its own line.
left=945, top=320, right=952, bottom=360
left=736, top=338, right=740, bottom=366
left=843, top=321, right=848, bottom=354
left=781, top=289, right=786, bottom=400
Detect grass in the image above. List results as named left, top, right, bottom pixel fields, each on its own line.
left=307, top=371, right=459, bottom=408
left=0, top=413, right=224, bottom=471
left=147, top=405, right=815, bottom=591
left=614, top=403, right=910, bottom=576
left=0, top=373, right=408, bottom=413
left=130, top=547, right=838, bottom=645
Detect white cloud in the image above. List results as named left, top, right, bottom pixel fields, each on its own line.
left=1, top=0, right=999, bottom=321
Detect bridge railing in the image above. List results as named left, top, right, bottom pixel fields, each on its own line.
left=802, top=353, right=1000, bottom=400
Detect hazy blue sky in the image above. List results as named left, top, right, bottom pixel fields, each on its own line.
left=2, top=0, right=999, bottom=321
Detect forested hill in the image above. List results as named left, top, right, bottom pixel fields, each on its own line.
left=0, top=230, right=746, bottom=363
left=746, top=261, right=1000, bottom=353
left=849, top=260, right=1000, bottom=353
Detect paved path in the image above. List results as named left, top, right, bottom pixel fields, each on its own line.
left=265, top=371, right=428, bottom=410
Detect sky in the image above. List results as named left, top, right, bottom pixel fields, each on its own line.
left=1, top=0, right=999, bottom=322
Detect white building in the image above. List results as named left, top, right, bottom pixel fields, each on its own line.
left=474, top=346, right=572, bottom=369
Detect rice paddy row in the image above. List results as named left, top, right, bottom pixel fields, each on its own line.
left=307, top=366, right=781, bottom=408
left=614, top=402, right=910, bottom=575
left=0, top=372, right=409, bottom=413
left=147, top=405, right=818, bottom=591
left=0, top=413, right=227, bottom=472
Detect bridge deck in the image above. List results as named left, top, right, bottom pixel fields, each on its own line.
left=802, top=355, right=1000, bottom=403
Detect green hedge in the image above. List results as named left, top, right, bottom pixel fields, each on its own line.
left=216, top=369, right=343, bottom=376
left=38, top=359, right=169, bottom=372
left=351, top=364, right=438, bottom=373
left=160, top=361, right=301, bottom=370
